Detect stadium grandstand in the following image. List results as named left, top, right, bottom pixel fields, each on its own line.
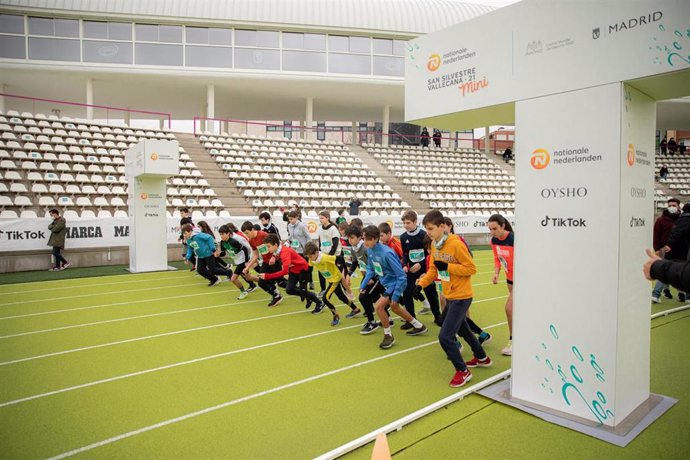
left=0, top=0, right=689, bottom=459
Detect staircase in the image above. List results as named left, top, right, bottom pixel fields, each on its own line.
left=349, top=144, right=430, bottom=213
left=175, top=132, right=254, bottom=215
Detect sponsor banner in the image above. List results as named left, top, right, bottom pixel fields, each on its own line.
left=0, top=213, right=510, bottom=252
left=513, top=83, right=625, bottom=426
left=405, top=0, right=690, bottom=125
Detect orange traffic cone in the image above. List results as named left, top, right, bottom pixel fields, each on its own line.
left=371, top=432, right=392, bottom=460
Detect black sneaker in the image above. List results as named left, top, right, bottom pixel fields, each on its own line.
left=308, top=282, right=315, bottom=290
left=663, top=288, right=673, bottom=299
left=379, top=334, right=396, bottom=349
left=268, top=295, right=283, bottom=307
left=360, top=322, right=380, bottom=335
left=246, top=284, right=257, bottom=294
left=208, top=278, right=221, bottom=287
left=305, top=298, right=313, bottom=310
left=400, top=322, right=414, bottom=330
left=406, top=324, right=428, bottom=336
left=312, top=301, right=325, bottom=314
left=679, top=292, right=687, bottom=302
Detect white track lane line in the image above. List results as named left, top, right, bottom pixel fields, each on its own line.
left=0, top=320, right=368, bottom=409
left=0, top=272, right=191, bottom=295
left=0, top=288, right=240, bottom=322
left=0, top=298, right=509, bottom=405
left=47, top=321, right=508, bottom=460
left=0, top=281, right=207, bottom=307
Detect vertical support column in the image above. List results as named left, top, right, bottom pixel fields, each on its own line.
left=484, top=126, right=490, bottom=155
left=200, top=104, right=206, bottom=132
left=124, top=109, right=131, bottom=127
left=86, top=78, right=94, bottom=120
left=512, top=82, right=655, bottom=426
left=382, top=104, right=390, bottom=146
left=206, top=84, right=215, bottom=134
left=0, top=83, right=6, bottom=113
left=351, top=121, right=357, bottom=146
left=305, top=97, right=314, bottom=140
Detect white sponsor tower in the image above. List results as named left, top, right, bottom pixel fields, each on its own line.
left=405, top=0, right=689, bottom=429
left=125, top=140, right=179, bottom=272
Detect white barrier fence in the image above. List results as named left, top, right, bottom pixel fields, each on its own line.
left=0, top=214, right=514, bottom=252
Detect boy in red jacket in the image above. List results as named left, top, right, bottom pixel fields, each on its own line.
left=259, top=234, right=323, bottom=310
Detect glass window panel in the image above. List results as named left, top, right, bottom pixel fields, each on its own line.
left=373, top=38, right=393, bottom=55
left=186, top=27, right=208, bottom=44
left=235, top=29, right=255, bottom=46
left=54, top=19, right=79, bottom=38
left=159, top=25, right=182, bottom=43
left=282, top=50, right=326, bottom=72
left=349, top=36, right=370, bottom=54
left=29, top=17, right=54, bottom=36
left=234, top=48, right=280, bottom=70
left=83, top=40, right=132, bottom=64
left=0, top=14, right=25, bottom=34
left=84, top=21, right=108, bottom=39
left=282, top=32, right=303, bottom=49
left=135, top=24, right=158, bottom=41
left=393, top=40, right=406, bottom=56
left=256, top=30, right=279, bottom=48
left=108, top=22, right=132, bottom=41
left=135, top=43, right=182, bottom=66
left=328, top=35, right=348, bottom=52
left=186, top=45, right=232, bottom=68
left=208, top=28, right=232, bottom=45
left=0, top=35, right=26, bottom=58
left=29, top=37, right=80, bottom=61
left=373, top=55, right=404, bottom=76
left=328, top=53, right=370, bottom=75
left=303, top=33, right=326, bottom=50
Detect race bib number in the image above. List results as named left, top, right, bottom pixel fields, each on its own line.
left=291, top=239, right=300, bottom=249
left=343, top=247, right=353, bottom=264
left=322, top=270, right=332, bottom=279
left=189, top=241, right=199, bottom=251
left=439, top=270, right=450, bottom=282
left=321, top=241, right=332, bottom=251
left=358, top=259, right=367, bottom=271
left=373, top=261, right=384, bottom=277
left=409, top=249, right=425, bottom=263
left=257, top=244, right=268, bottom=256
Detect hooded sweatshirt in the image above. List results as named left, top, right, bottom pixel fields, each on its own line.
left=185, top=228, right=217, bottom=260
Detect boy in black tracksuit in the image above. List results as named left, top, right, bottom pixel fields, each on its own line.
left=345, top=224, right=388, bottom=334
left=259, top=211, right=282, bottom=239
left=401, top=210, right=441, bottom=324
left=178, top=207, right=196, bottom=269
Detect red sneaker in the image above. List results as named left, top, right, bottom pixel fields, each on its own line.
left=450, top=369, right=472, bottom=387
left=466, top=356, right=492, bottom=368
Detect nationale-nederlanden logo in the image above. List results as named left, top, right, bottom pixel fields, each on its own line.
left=530, top=149, right=550, bottom=170
left=530, top=147, right=603, bottom=170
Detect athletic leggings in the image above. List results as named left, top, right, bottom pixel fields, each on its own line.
left=196, top=255, right=233, bottom=283
left=322, top=280, right=355, bottom=313
left=358, top=278, right=388, bottom=323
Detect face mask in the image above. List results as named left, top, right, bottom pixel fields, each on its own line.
left=668, top=206, right=679, bottom=214
left=434, top=234, right=448, bottom=249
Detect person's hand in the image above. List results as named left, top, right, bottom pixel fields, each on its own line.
left=643, top=248, right=661, bottom=281
left=413, top=284, right=422, bottom=298
left=269, top=256, right=276, bottom=265
left=243, top=267, right=250, bottom=275
left=184, top=259, right=189, bottom=265
left=403, top=265, right=409, bottom=273
left=492, top=274, right=499, bottom=284
left=367, top=279, right=374, bottom=286
left=662, top=245, right=671, bottom=253
left=258, top=274, right=266, bottom=280
left=434, top=260, right=448, bottom=271
left=213, top=250, right=220, bottom=257
left=410, top=263, right=421, bottom=274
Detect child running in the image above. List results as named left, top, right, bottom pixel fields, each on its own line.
left=345, top=224, right=387, bottom=334
left=488, top=214, right=515, bottom=356
left=241, top=221, right=283, bottom=306
left=361, top=225, right=428, bottom=349
left=258, top=234, right=323, bottom=310
left=304, top=242, right=361, bottom=326
left=182, top=223, right=231, bottom=287
left=416, top=211, right=492, bottom=387
left=400, top=210, right=441, bottom=325
left=217, top=224, right=258, bottom=299
left=286, top=209, right=314, bottom=298
left=259, top=211, right=282, bottom=238
left=317, top=210, right=342, bottom=297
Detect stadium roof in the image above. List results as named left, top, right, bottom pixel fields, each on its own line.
left=1, top=0, right=495, bottom=35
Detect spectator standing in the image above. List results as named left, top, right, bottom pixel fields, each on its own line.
left=432, top=129, right=442, bottom=148
left=668, top=137, right=677, bottom=155
left=348, top=196, right=362, bottom=216
left=660, top=137, right=667, bottom=155
left=659, top=165, right=669, bottom=181
left=420, top=127, right=430, bottom=148
left=47, top=208, right=70, bottom=271
left=651, top=198, right=681, bottom=303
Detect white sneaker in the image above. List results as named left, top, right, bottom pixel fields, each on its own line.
left=419, top=306, right=432, bottom=315
left=502, top=342, right=512, bottom=356
left=651, top=296, right=660, bottom=304
left=238, top=290, right=249, bottom=300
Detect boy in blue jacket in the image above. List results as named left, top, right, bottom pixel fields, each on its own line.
left=183, top=223, right=229, bottom=286
left=361, top=225, right=428, bottom=349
